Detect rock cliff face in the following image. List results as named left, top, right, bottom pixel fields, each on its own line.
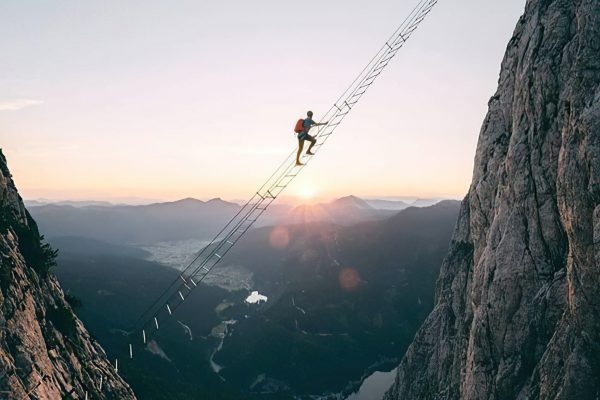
left=385, top=0, right=600, bottom=399
left=0, top=150, right=135, bottom=399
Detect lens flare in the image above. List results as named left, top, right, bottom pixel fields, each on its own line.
left=339, top=268, right=360, bottom=291
left=269, top=226, right=290, bottom=249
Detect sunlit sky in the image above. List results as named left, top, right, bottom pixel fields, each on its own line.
left=1, top=0, right=525, bottom=203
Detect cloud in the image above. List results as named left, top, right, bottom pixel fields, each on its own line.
left=0, top=98, right=43, bottom=111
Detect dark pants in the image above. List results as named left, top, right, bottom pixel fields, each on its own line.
left=296, top=133, right=316, bottom=163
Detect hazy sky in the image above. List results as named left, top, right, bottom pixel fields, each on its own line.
left=1, top=0, right=525, bottom=202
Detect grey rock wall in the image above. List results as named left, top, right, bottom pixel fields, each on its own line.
left=0, top=150, right=136, bottom=399
left=385, top=0, right=600, bottom=398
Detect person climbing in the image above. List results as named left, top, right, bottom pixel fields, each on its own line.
left=295, top=111, right=328, bottom=166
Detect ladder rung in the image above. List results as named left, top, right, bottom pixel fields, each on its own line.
left=357, top=83, right=371, bottom=91
left=361, top=75, right=378, bottom=85
left=178, top=291, right=185, bottom=301
left=154, top=317, right=159, bottom=329
left=403, top=28, right=416, bottom=38
left=202, top=266, right=210, bottom=272
left=367, top=70, right=381, bottom=79
left=319, top=125, right=336, bottom=132
left=415, top=13, right=427, bottom=22
left=392, top=43, right=405, bottom=52
left=410, top=19, right=424, bottom=30
left=373, top=63, right=386, bottom=73
left=377, top=52, right=396, bottom=67
left=214, top=253, right=222, bottom=259
left=424, top=3, right=436, bottom=12
left=166, top=304, right=172, bottom=314
left=405, top=23, right=420, bottom=34
left=381, top=53, right=395, bottom=63
left=226, top=240, right=234, bottom=245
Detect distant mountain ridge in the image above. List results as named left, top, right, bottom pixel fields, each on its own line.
left=364, top=199, right=411, bottom=210
left=29, top=196, right=447, bottom=245
left=29, top=197, right=242, bottom=245
left=284, top=195, right=394, bottom=226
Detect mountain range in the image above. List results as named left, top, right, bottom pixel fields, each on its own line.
left=28, top=195, right=443, bottom=245
left=47, top=198, right=459, bottom=399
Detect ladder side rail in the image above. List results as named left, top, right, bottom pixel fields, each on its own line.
left=307, top=1, right=435, bottom=149
left=326, top=0, right=431, bottom=116
left=336, top=0, right=435, bottom=105
left=328, top=0, right=429, bottom=109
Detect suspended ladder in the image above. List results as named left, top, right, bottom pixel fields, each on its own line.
left=95, top=0, right=439, bottom=389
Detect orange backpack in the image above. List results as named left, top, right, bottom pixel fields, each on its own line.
left=294, top=119, right=305, bottom=133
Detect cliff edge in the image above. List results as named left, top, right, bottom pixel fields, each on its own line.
left=0, top=150, right=135, bottom=399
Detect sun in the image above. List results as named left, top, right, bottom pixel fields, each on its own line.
left=296, top=184, right=317, bottom=200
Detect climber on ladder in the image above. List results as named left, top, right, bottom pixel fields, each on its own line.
left=295, top=111, right=328, bottom=166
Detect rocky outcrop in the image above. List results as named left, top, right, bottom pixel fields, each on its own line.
left=0, top=150, right=135, bottom=399
left=385, top=0, right=600, bottom=399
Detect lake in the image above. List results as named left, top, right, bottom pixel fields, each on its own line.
left=345, top=367, right=397, bottom=400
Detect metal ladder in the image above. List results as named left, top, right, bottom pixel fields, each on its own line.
left=117, top=0, right=439, bottom=369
